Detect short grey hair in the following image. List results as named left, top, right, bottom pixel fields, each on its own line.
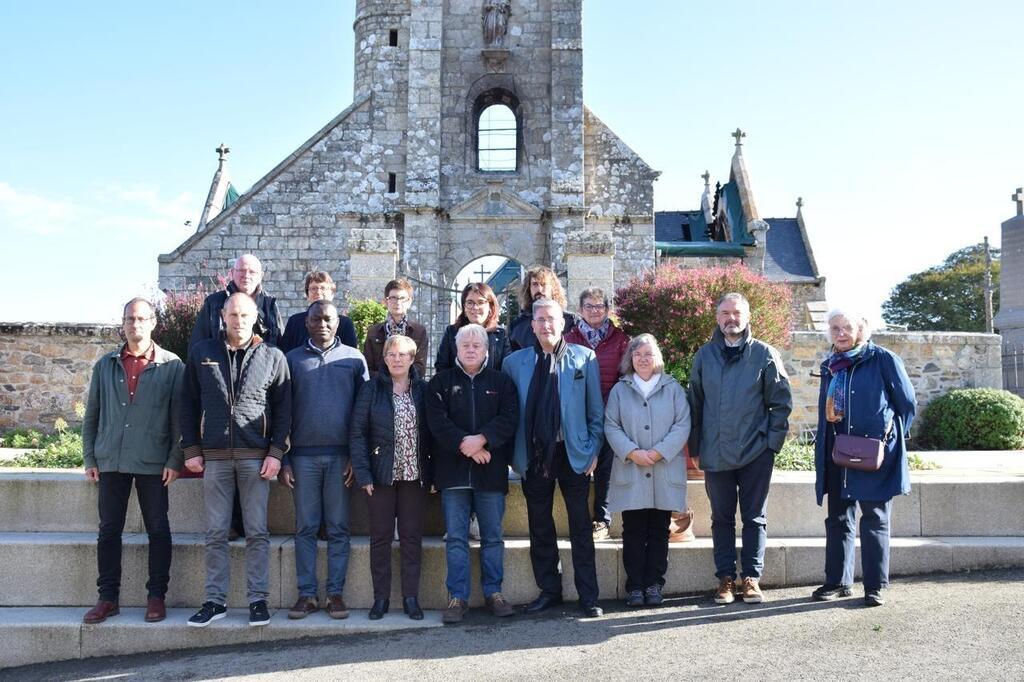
left=455, top=323, right=488, bottom=347
left=619, top=333, right=666, bottom=376
left=716, top=292, right=750, bottom=310
left=532, top=297, right=563, bottom=318
left=122, top=297, right=156, bottom=319
left=825, top=308, right=873, bottom=346
left=578, top=286, right=611, bottom=310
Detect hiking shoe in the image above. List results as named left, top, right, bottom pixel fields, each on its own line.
left=864, top=590, right=885, bottom=607
left=625, top=589, right=645, bottom=607
left=714, top=577, right=736, bottom=605
left=486, top=593, right=515, bottom=617
left=288, top=596, right=318, bottom=620
left=592, top=521, right=611, bottom=541
left=442, top=597, right=468, bottom=624
left=187, top=601, right=227, bottom=628
left=249, top=600, right=271, bottom=626
left=644, top=585, right=665, bottom=606
left=812, top=584, right=853, bottom=601
left=741, top=577, right=764, bottom=603
left=326, top=594, right=350, bottom=619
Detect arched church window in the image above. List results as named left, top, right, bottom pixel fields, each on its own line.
left=477, top=103, right=518, bottom=172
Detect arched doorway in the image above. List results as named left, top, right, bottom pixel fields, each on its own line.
left=450, top=254, right=524, bottom=327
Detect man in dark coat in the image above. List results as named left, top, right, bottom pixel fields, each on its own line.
left=427, top=324, right=519, bottom=623
left=507, top=265, right=576, bottom=351
left=688, top=292, right=792, bottom=606
left=190, top=253, right=284, bottom=348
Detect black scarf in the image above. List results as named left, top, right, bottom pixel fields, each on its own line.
left=525, top=338, right=568, bottom=478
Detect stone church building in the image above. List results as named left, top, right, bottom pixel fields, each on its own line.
left=158, top=0, right=825, bottom=355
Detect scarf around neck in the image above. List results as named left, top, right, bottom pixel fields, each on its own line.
left=525, top=337, right=568, bottom=478
left=825, top=344, right=865, bottom=423
left=577, top=319, right=610, bottom=348
left=385, top=315, right=409, bottom=338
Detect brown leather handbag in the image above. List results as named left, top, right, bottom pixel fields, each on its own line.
left=832, top=433, right=884, bottom=472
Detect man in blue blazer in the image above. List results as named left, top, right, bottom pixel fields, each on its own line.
left=503, top=298, right=604, bottom=617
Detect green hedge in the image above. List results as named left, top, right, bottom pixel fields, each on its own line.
left=918, top=388, right=1024, bottom=450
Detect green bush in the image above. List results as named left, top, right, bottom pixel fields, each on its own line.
left=349, top=299, right=387, bottom=348
left=9, top=420, right=84, bottom=469
left=0, top=428, right=50, bottom=449
left=918, top=388, right=1024, bottom=450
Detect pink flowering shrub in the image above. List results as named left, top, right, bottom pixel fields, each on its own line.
left=615, top=264, right=792, bottom=384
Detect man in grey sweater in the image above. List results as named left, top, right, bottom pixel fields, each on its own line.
left=688, top=293, right=792, bottom=605
left=281, top=300, right=369, bottom=619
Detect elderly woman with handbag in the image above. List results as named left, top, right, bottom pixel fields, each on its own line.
left=812, top=310, right=916, bottom=607
left=604, top=334, right=691, bottom=607
left=350, top=334, right=433, bottom=621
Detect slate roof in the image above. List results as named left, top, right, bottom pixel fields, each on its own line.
left=654, top=210, right=819, bottom=283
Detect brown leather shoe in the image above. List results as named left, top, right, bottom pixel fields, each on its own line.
left=714, top=577, right=736, bottom=605
left=442, top=597, right=468, bottom=624
left=288, top=596, right=319, bottom=620
left=326, top=594, right=350, bottom=619
left=741, top=577, right=764, bottom=603
left=486, top=592, right=515, bottom=618
left=83, top=600, right=119, bottom=624
left=144, top=596, right=166, bottom=623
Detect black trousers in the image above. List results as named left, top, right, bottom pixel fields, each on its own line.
left=621, top=508, right=671, bottom=592
left=365, top=481, right=426, bottom=600
left=591, top=439, right=614, bottom=526
left=521, top=443, right=599, bottom=604
left=96, top=472, right=172, bottom=601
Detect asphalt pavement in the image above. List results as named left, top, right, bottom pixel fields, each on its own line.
left=6, top=568, right=1023, bottom=681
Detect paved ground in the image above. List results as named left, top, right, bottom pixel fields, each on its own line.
left=6, top=569, right=1023, bottom=681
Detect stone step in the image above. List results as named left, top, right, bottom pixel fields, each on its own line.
left=0, top=607, right=443, bottom=670
left=2, top=531, right=1022, bottom=612
left=3, top=470, right=1023, bottom=538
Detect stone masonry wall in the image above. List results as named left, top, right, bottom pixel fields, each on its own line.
left=0, top=323, right=120, bottom=432
left=782, top=331, right=1003, bottom=439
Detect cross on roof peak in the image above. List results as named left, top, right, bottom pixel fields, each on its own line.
left=796, top=197, right=804, bottom=209
left=731, top=128, right=746, bottom=147
left=1013, top=187, right=1024, bottom=217
left=701, top=170, right=710, bottom=186
left=216, top=143, right=230, bottom=163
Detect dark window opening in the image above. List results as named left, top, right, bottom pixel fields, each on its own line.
left=389, top=29, right=399, bottom=46
left=388, top=173, right=397, bottom=193
left=682, top=222, right=692, bottom=241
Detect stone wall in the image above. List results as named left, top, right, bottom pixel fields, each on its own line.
left=782, top=331, right=1003, bottom=439
left=0, top=323, right=120, bottom=432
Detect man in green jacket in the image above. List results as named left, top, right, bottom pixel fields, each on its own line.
left=688, top=292, right=792, bottom=606
left=82, top=297, right=185, bottom=625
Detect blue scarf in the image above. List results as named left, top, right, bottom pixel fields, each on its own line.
left=825, top=345, right=865, bottom=423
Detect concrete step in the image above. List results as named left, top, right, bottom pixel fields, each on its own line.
left=3, top=470, right=1023, bottom=538
left=0, top=607, right=443, bottom=670
left=2, top=531, right=1022, bottom=611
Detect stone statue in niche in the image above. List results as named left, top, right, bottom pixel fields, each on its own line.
left=483, top=0, right=511, bottom=47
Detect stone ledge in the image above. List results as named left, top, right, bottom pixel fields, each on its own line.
left=0, top=322, right=118, bottom=337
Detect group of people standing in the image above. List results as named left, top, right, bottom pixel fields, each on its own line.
left=79, top=252, right=917, bottom=629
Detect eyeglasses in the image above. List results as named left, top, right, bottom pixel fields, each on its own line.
left=385, top=352, right=411, bottom=360
left=632, top=352, right=656, bottom=360
left=308, top=285, right=334, bottom=294
left=464, top=299, right=489, bottom=308
left=123, top=316, right=153, bottom=323
left=386, top=295, right=410, bottom=303
left=583, top=303, right=607, bottom=312
left=233, top=268, right=261, bottom=275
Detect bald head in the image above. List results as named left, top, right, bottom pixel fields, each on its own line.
left=222, top=292, right=259, bottom=347
left=231, top=254, right=263, bottom=295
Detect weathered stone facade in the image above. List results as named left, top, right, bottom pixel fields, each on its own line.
left=0, top=323, right=119, bottom=432
left=158, top=0, right=658, bottom=359
left=995, top=202, right=1024, bottom=396
left=782, top=331, right=1004, bottom=439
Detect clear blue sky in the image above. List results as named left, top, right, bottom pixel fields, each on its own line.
left=2, top=1, right=1022, bottom=324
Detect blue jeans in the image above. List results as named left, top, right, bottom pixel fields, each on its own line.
left=704, top=449, right=774, bottom=580
left=442, top=489, right=506, bottom=601
left=291, top=455, right=351, bottom=597
left=824, top=460, right=892, bottom=591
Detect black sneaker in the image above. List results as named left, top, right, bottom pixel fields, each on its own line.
left=644, top=585, right=664, bottom=606
left=864, top=590, right=885, bottom=607
left=625, top=589, right=645, bottom=607
left=249, top=600, right=271, bottom=626
left=187, top=601, right=227, bottom=628
left=812, top=584, right=853, bottom=601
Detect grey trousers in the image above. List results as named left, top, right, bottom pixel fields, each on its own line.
left=204, top=458, right=270, bottom=605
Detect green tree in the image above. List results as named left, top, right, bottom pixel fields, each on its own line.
left=882, top=243, right=1000, bottom=332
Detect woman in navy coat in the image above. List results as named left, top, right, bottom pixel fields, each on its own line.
left=812, top=309, right=916, bottom=607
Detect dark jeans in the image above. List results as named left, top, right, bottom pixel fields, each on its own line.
left=96, top=472, right=171, bottom=602
left=292, top=455, right=351, bottom=597
left=365, top=481, right=425, bottom=600
left=442, top=489, right=506, bottom=601
left=521, top=443, right=599, bottom=604
left=591, top=439, right=614, bottom=526
left=704, top=449, right=774, bottom=580
left=621, top=508, right=671, bottom=592
left=824, top=460, right=892, bottom=591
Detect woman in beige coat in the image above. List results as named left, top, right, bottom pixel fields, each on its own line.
left=605, top=334, right=691, bottom=607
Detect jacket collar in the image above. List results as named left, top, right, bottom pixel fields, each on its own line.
left=617, top=371, right=672, bottom=396
left=711, top=325, right=752, bottom=349
left=108, top=342, right=172, bottom=365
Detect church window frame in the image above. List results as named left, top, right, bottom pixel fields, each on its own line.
left=474, top=90, right=521, bottom=173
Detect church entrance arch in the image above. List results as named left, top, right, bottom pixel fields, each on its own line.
left=449, top=254, right=525, bottom=328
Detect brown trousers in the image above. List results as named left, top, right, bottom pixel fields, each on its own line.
left=365, top=481, right=426, bottom=599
